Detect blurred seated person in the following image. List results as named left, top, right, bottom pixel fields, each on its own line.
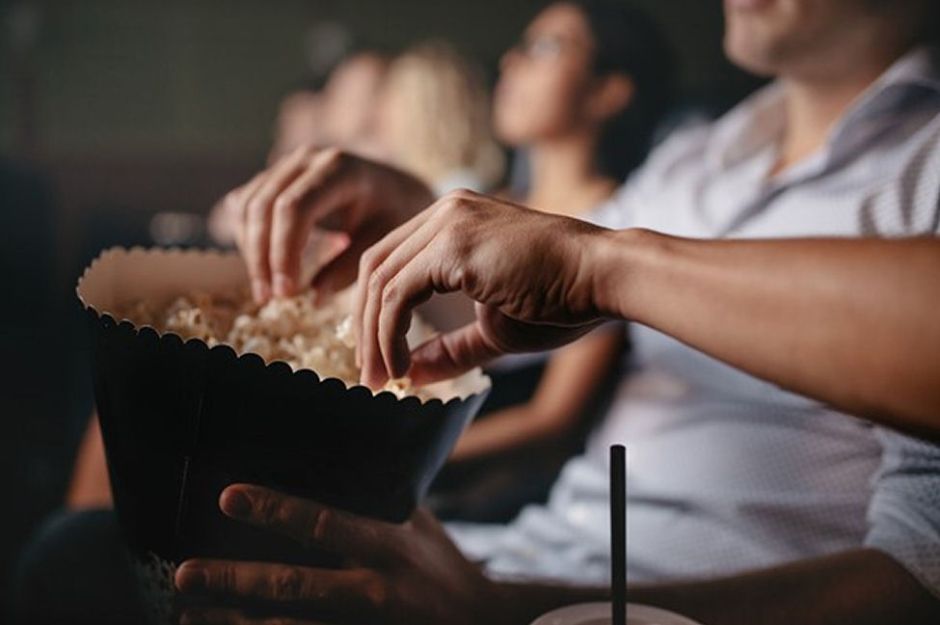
left=267, top=82, right=328, bottom=165
left=319, top=49, right=389, bottom=159
left=427, top=0, right=674, bottom=521
left=209, top=50, right=389, bottom=248
left=375, top=40, right=505, bottom=194
left=207, top=81, right=327, bottom=246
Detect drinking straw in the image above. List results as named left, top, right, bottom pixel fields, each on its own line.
left=611, top=444, right=626, bottom=625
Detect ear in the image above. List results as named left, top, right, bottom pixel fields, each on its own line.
left=586, top=73, right=635, bottom=123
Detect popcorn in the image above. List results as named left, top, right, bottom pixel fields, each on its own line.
left=121, top=289, right=435, bottom=399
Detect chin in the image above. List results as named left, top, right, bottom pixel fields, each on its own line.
left=494, top=129, right=529, bottom=149
left=724, top=30, right=780, bottom=77
left=493, top=114, right=531, bottom=147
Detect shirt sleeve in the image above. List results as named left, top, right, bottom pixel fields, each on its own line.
left=581, top=182, right=640, bottom=230
left=902, top=112, right=940, bottom=235
left=865, top=427, right=940, bottom=599
left=916, top=117, right=940, bottom=235
left=581, top=120, right=714, bottom=232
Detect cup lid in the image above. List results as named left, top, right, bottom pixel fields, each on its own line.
left=529, top=602, right=703, bottom=625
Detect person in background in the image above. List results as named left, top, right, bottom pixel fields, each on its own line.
left=208, top=81, right=329, bottom=246
left=268, top=50, right=389, bottom=164
left=320, top=50, right=389, bottom=160
left=209, top=50, right=389, bottom=249
left=266, top=82, right=328, bottom=164
left=376, top=40, right=505, bottom=195
left=429, top=0, right=675, bottom=521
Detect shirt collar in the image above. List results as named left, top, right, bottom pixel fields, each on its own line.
left=705, top=44, right=940, bottom=174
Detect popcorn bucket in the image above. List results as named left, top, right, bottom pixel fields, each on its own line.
left=77, top=247, right=490, bottom=623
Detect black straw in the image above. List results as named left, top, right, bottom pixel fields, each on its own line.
left=611, top=444, right=626, bottom=625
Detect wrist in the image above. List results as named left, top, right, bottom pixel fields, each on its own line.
left=589, top=227, right=670, bottom=322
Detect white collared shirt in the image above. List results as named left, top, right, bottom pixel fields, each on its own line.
left=448, top=46, right=940, bottom=596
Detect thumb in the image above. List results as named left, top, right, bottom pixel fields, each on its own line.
left=408, top=305, right=600, bottom=384
left=407, top=321, right=504, bottom=385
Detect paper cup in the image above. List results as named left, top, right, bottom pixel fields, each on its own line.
left=530, top=602, right=704, bottom=625
left=77, top=247, right=490, bottom=623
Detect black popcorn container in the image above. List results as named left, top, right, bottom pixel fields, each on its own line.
left=76, top=247, right=490, bottom=623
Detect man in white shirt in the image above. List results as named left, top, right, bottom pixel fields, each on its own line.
left=442, top=42, right=940, bottom=586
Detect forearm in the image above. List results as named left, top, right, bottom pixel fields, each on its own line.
left=630, top=549, right=939, bottom=625
left=66, top=414, right=112, bottom=509
left=493, top=550, right=939, bottom=625
left=451, top=404, right=556, bottom=462
left=593, top=230, right=940, bottom=438
left=452, top=399, right=579, bottom=461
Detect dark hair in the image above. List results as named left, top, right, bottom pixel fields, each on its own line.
left=925, top=2, right=940, bottom=44
left=866, top=0, right=940, bottom=45
left=569, top=0, right=677, bottom=181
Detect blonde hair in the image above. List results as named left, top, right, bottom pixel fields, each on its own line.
left=381, top=41, right=505, bottom=192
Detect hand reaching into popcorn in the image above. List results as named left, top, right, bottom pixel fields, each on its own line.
left=226, top=147, right=434, bottom=303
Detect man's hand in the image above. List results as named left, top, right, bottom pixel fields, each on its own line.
left=174, top=485, right=507, bottom=625
left=353, top=189, right=620, bottom=388
left=225, top=147, right=433, bottom=303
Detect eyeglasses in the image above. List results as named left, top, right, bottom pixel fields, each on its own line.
left=513, top=33, right=589, bottom=61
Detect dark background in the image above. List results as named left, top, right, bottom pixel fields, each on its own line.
left=0, top=0, right=762, bottom=617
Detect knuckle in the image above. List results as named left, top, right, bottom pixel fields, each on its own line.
left=380, top=279, right=400, bottom=306
left=275, top=499, right=298, bottom=528
left=367, top=269, right=387, bottom=297
left=292, top=144, right=312, bottom=160
left=270, top=566, right=305, bottom=601
left=450, top=264, right=468, bottom=288
left=247, top=196, right=269, bottom=220
left=362, top=575, right=391, bottom=611
left=319, top=146, right=343, bottom=165
left=451, top=189, right=479, bottom=211
left=310, top=506, right=335, bottom=544
left=445, top=188, right=473, bottom=202
left=272, top=194, right=298, bottom=217
left=214, top=562, right=237, bottom=591
left=359, top=248, right=378, bottom=274
left=255, top=492, right=283, bottom=526
left=223, top=190, right=242, bottom=212
left=439, top=195, right=462, bottom=214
